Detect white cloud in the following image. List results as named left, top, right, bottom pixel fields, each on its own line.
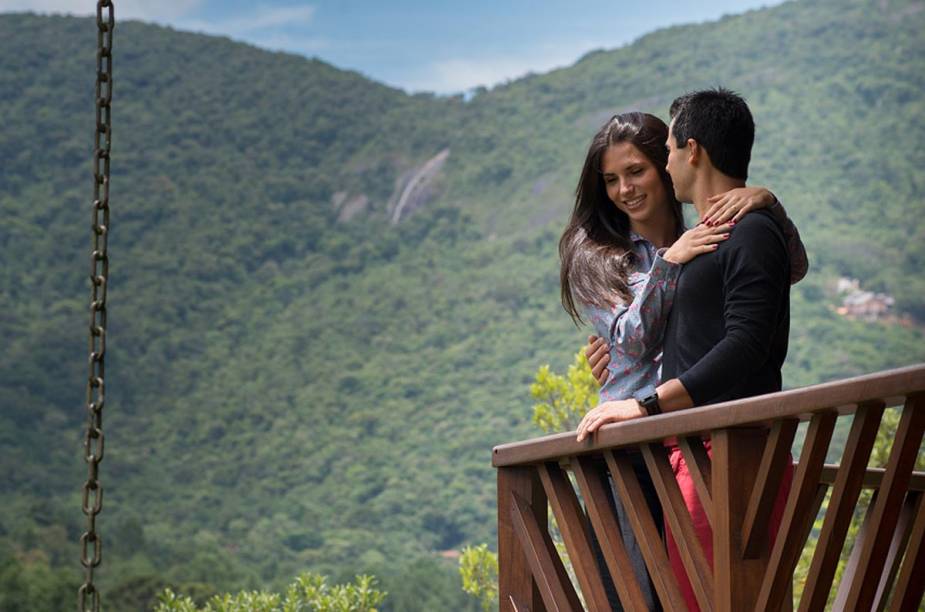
left=0, top=0, right=203, bottom=21
left=2, top=1, right=324, bottom=68
left=405, top=40, right=612, bottom=94
left=243, top=31, right=329, bottom=55
left=179, top=4, right=315, bottom=37
left=414, top=57, right=540, bottom=93
left=228, top=5, right=314, bottom=33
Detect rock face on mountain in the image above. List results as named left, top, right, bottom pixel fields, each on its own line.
left=1, top=0, right=923, bottom=605
left=389, top=149, right=450, bottom=225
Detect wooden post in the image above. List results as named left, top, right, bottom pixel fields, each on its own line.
left=711, top=427, right=775, bottom=612
left=498, top=466, right=547, bottom=612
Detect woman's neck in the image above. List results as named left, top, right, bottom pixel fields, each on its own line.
left=630, top=218, right=679, bottom=249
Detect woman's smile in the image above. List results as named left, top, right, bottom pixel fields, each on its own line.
left=622, top=194, right=646, bottom=211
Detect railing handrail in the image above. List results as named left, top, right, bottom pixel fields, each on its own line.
left=493, top=363, right=925, bottom=467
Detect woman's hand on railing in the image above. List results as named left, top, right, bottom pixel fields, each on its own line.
left=575, top=399, right=645, bottom=442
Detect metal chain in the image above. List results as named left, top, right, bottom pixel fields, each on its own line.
left=79, top=2, right=113, bottom=610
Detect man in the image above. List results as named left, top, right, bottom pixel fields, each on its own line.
left=576, top=88, right=792, bottom=611
left=576, top=87, right=790, bottom=435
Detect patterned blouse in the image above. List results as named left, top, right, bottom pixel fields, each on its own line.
left=584, top=233, right=680, bottom=402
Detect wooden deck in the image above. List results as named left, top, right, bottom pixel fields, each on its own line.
left=493, top=364, right=925, bottom=611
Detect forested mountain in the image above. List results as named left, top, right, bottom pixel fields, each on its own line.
left=2, top=0, right=923, bottom=608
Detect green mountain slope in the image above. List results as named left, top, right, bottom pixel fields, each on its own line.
left=2, top=0, right=923, bottom=607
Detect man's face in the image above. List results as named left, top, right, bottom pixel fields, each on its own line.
left=666, top=119, right=693, bottom=203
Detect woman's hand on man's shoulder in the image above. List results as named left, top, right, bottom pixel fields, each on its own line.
left=662, top=222, right=734, bottom=265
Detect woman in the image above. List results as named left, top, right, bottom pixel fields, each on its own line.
left=559, top=112, right=805, bottom=611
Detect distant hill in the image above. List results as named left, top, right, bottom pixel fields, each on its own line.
left=1, top=0, right=923, bottom=608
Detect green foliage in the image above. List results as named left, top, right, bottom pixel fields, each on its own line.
left=367, top=557, right=479, bottom=612
left=459, top=544, right=498, bottom=611
left=531, top=350, right=599, bottom=433
left=459, top=351, right=589, bottom=610
left=0, top=551, right=78, bottom=612
left=1, top=2, right=924, bottom=609
left=155, top=572, right=386, bottom=612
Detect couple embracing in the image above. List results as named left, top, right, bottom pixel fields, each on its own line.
left=559, top=89, right=805, bottom=611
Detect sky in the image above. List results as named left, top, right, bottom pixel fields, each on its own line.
left=1, top=1, right=786, bottom=94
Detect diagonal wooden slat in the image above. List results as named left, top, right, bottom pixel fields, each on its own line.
left=509, top=595, right=531, bottom=612
left=832, top=490, right=878, bottom=611
left=571, top=455, right=650, bottom=611
left=840, top=394, right=925, bottom=610
left=786, top=483, right=827, bottom=612
left=797, top=401, right=885, bottom=612
left=873, top=491, right=922, bottom=611
left=800, top=483, right=830, bottom=562
left=605, top=449, right=688, bottom=612
left=547, top=522, right=583, bottom=612
left=741, top=418, right=799, bottom=559
left=755, top=411, right=837, bottom=612
left=498, top=466, right=548, bottom=612
left=889, top=489, right=925, bottom=612
left=538, top=462, right=612, bottom=612
left=511, top=490, right=582, bottom=612
left=679, top=436, right=714, bottom=528
left=640, top=442, right=714, bottom=612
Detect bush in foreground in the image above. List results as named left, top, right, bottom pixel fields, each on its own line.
left=155, top=572, right=385, bottom=612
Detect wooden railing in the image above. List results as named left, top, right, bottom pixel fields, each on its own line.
left=493, top=364, right=925, bottom=611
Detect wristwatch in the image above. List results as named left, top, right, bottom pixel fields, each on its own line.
left=634, top=384, right=662, bottom=416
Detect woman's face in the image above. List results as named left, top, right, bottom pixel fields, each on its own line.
left=600, top=141, right=671, bottom=228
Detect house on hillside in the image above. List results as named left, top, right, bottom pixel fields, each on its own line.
left=835, top=277, right=895, bottom=321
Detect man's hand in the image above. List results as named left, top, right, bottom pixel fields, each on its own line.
left=576, top=399, right=645, bottom=442
left=585, top=335, right=610, bottom=386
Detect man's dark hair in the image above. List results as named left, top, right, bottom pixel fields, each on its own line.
left=669, top=88, right=754, bottom=180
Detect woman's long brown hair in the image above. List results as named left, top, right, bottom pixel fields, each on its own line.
left=559, top=112, right=683, bottom=324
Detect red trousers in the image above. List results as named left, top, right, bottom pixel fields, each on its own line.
left=664, top=440, right=794, bottom=612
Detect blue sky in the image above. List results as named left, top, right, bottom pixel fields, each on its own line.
left=3, top=1, right=785, bottom=93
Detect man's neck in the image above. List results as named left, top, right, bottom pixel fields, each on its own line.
left=691, top=174, right=746, bottom=218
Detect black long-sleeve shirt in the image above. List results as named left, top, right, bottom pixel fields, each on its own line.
left=661, top=209, right=790, bottom=406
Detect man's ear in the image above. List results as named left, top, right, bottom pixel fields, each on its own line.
left=687, top=138, right=701, bottom=166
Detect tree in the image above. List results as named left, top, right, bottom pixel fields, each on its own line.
left=459, top=544, right=498, bottom=611
left=460, top=351, right=594, bottom=608
left=155, top=572, right=386, bottom=612
left=530, top=350, right=598, bottom=434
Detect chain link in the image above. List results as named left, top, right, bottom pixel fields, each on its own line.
left=79, top=2, right=113, bottom=610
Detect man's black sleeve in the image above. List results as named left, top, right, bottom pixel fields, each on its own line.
left=678, top=213, right=790, bottom=405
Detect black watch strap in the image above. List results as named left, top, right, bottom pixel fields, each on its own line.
left=634, top=384, right=662, bottom=416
